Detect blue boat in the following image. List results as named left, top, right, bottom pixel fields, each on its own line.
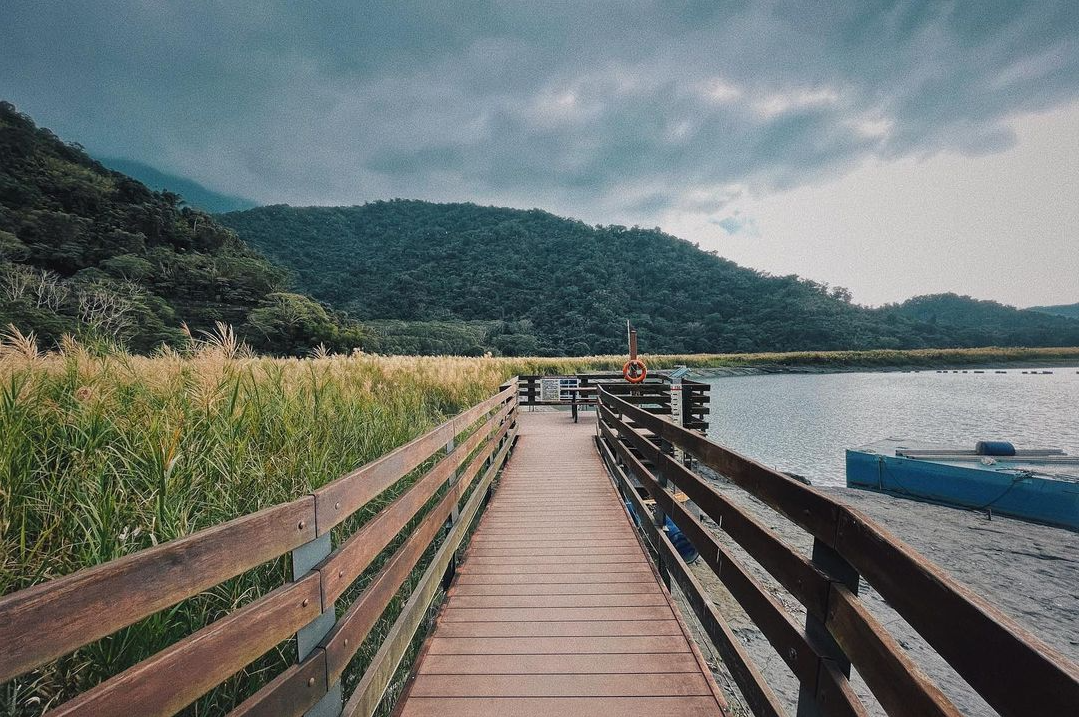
left=846, top=439, right=1079, bottom=531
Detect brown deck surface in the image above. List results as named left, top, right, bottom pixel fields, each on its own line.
left=398, top=411, right=728, bottom=717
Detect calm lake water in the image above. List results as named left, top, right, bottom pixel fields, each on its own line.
left=703, top=368, right=1079, bottom=487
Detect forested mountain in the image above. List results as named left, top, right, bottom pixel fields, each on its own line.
left=221, top=201, right=1079, bottom=355
left=1029, top=302, right=1079, bottom=319
left=99, top=158, right=257, bottom=214
left=5, top=100, right=1075, bottom=358
left=884, top=294, right=1079, bottom=347
left=0, top=102, right=367, bottom=354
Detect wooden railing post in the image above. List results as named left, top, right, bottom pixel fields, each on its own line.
left=796, top=538, right=859, bottom=717
left=441, top=433, right=460, bottom=591
left=292, top=531, right=343, bottom=717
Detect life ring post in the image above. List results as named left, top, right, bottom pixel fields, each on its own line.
left=624, top=322, right=646, bottom=383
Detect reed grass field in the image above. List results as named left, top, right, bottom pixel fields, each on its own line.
left=2, top=326, right=1078, bottom=715
left=0, top=327, right=520, bottom=715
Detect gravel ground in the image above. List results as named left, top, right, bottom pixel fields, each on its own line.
left=673, top=473, right=1078, bottom=716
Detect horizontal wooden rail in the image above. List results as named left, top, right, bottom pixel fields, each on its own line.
left=341, top=424, right=515, bottom=717
left=229, top=405, right=517, bottom=717
left=598, top=386, right=1079, bottom=717
left=597, top=415, right=866, bottom=717
left=595, top=434, right=786, bottom=717
left=318, top=403, right=513, bottom=606
left=0, top=498, right=317, bottom=684
left=515, top=373, right=708, bottom=430
left=315, top=384, right=516, bottom=535
left=599, top=404, right=954, bottom=717
left=323, top=419, right=513, bottom=684
left=233, top=418, right=518, bottom=717
left=0, top=380, right=519, bottom=717
left=49, top=574, right=324, bottom=716
left=601, top=404, right=831, bottom=615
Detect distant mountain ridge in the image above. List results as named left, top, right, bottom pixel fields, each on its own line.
left=220, top=201, right=1079, bottom=355
left=99, top=157, right=257, bottom=214
left=1029, top=302, right=1079, bottom=319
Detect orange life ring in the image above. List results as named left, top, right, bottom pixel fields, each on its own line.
left=622, top=359, right=647, bottom=384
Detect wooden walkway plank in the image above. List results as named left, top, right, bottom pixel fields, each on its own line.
left=397, top=412, right=729, bottom=716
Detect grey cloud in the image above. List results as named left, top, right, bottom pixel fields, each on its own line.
left=1, top=1, right=1076, bottom=221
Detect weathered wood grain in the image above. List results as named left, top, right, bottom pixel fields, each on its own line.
left=825, top=585, right=958, bottom=717
left=596, top=435, right=785, bottom=717
left=0, top=497, right=315, bottom=683
left=228, top=648, right=328, bottom=717
left=340, top=423, right=510, bottom=717
left=314, top=385, right=514, bottom=535
left=49, top=573, right=322, bottom=716
left=319, top=403, right=511, bottom=604
left=835, top=510, right=1079, bottom=717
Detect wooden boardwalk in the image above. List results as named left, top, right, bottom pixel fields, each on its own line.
left=398, top=411, right=729, bottom=717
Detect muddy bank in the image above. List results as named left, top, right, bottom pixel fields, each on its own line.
left=674, top=476, right=1078, bottom=716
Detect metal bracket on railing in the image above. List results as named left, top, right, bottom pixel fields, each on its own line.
left=795, top=538, right=860, bottom=717
left=291, top=532, right=343, bottom=717
left=668, top=366, right=689, bottom=465
left=441, top=433, right=462, bottom=591
left=652, top=461, right=672, bottom=589
left=445, top=435, right=461, bottom=525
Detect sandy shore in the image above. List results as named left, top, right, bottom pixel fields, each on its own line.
left=674, top=475, right=1078, bottom=716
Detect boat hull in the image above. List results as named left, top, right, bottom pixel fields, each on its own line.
left=846, top=449, right=1079, bottom=531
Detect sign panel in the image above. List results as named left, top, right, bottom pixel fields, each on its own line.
left=539, top=378, right=562, bottom=403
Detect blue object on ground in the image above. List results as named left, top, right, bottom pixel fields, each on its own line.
left=623, top=500, right=701, bottom=562
left=847, top=439, right=1078, bottom=531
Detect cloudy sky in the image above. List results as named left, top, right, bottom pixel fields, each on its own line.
left=2, top=1, right=1077, bottom=306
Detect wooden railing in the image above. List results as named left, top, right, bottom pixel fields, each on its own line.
left=596, top=385, right=1079, bottom=717
left=0, top=381, right=519, bottom=717
left=517, top=372, right=709, bottom=429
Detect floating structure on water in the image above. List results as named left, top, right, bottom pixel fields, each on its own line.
left=847, top=439, right=1079, bottom=530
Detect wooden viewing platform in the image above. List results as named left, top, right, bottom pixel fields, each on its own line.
left=1, top=374, right=1076, bottom=717
left=397, top=412, right=728, bottom=716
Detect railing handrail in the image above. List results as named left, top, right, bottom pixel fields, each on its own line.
left=596, top=385, right=1079, bottom=717
left=514, top=373, right=710, bottom=429
left=0, top=381, right=519, bottom=717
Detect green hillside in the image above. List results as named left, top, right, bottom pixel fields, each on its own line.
left=220, top=201, right=1079, bottom=355
left=0, top=101, right=367, bottom=354
left=1029, top=302, right=1079, bottom=319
